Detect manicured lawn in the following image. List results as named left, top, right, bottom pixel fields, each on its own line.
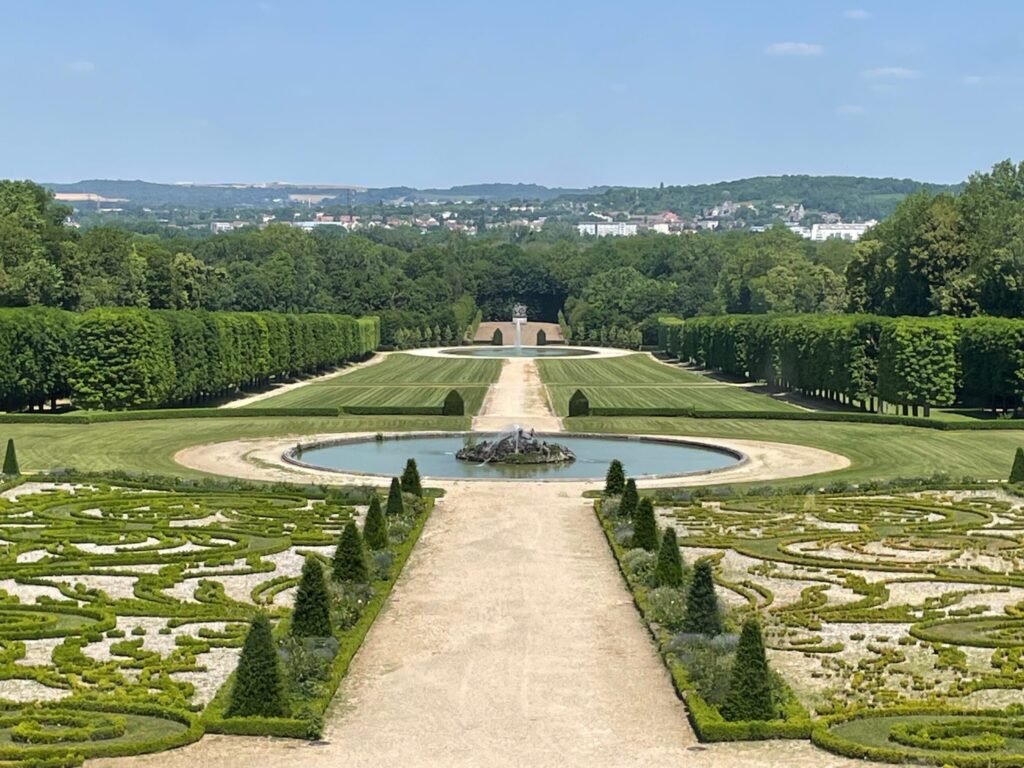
left=570, top=414, right=1024, bottom=486
left=539, top=354, right=799, bottom=415
left=247, top=353, right=501, bottom=414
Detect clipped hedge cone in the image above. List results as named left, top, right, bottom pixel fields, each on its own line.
left=227, top=613, right=287, bottom=718
left=1011, top=447, right=1024, bottom=483
left=332, top=521, right=368, bottom=583
left=291, top=557, right=332, bottom=637
left=604, top=459, right=625, bottom=495
left=722, top=618, right=775, bottom=722
left=654, top=526, right=685, bottom=588
left=363, top=495, right=388, bottom=550
left=2, top=439, right=18, bottom=476
left=683, top=561, right=722, bottom=636
left=386, top=477, right=405, bottom=516
left=620, top=478, right=639, bottom=517
left=401, top=458, right=423, bottom=497
left=632, top=498, right=658, bottom=552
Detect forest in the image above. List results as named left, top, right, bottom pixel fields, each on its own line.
left=1, top=160, right=1022, bottom=349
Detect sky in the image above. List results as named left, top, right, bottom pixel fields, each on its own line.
left=1, top=0, right=1022, bottom=188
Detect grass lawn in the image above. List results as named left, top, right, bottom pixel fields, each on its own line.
left=247, top=353, right=501, bottom=414
left=569, top=414, right=1024, bottom=487
left=539, top=354, right=799, bottom=415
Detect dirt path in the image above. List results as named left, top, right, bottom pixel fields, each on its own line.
left=90, top=481, right=884, bottom=768
left=473, top=358, right=563, bottom=432
left=219, top=354, right=387, bottom=409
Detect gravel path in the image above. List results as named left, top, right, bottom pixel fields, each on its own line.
left=473, top=357, right=563, bottom=432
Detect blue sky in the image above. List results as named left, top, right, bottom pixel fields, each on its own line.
left=1, top=1, right=1021, bottom=187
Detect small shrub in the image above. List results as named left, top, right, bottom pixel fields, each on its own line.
left=291, top=557, right=332, bottom=637
left=632, top=498, right=658, bottom=552
left=400, top=458, right=424, bottom=497
left=604, top=459, right=625, bottom=495
left=332, top=521, right=368, bottom=583
left=623, top=548, right=656, bottom=586
left=722, top=618, right=775, bottom=721
left=536, top=328, right=547, bottom=346
left=620, top=478, right=639, bottom=517
left=442, top=390, right=465, bottom=416
left=226, top=613, right=287, bottom=718
left=2, top=439, right=18, bottom=476
left=654, top=527, right=685, bottom=588
left=492, top=328, right=503, bottom=345
left=684, top=561, right=722, bottom=636
left=385, top=477, right=405, bottom=516
left=362, top=495, right=388, bottom=550
left=646, top=587, right=687, bottom=630
left=568, top=389, right=590, bottom=417
left=1011, top=447, right=1024, bottom=483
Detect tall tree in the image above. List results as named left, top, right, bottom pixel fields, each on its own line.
left=291, top=557, right=332, bottom=637
left=362, top=495, right=388, bottom=550
left=400, top=458, right=423, bottom=497
left=654, top=526, right=685, bottom=588
left=332, top=521, right=368, bottom=583
left=722, top=618, right=775, bottom=722
left=385, top=477, right=405, bottom=516
left=604, top=459, right=625, bottom=496
left=632, top=498, right=658, bottom=552
left=683, top=561, right=722, bottom=636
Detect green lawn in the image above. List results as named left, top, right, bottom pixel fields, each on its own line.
left=539, top=354, right=799, bottom=415
left=247, top=353, right=501, bottom=414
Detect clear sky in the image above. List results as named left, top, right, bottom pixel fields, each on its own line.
left=1, top=0, right=1021, bottom=188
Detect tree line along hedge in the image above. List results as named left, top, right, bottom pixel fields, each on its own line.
left=658, top=314, right=1024, bottom=414
left=0, top=307, right=379, bottom=411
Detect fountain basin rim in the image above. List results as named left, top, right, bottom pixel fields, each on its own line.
left=281, top=431, right=748, bottom=482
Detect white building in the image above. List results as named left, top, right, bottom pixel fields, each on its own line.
left=576, top=222, right=638, bottom=237
left=808, top=221, right=877, bottom=242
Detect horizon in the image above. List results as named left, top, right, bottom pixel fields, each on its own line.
left=3, top=1, right=1021, bottom=187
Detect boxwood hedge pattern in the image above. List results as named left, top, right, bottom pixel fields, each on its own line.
left=603, top=487, right=1024, bottom=765
left=0, top=479, right=429, bottom=764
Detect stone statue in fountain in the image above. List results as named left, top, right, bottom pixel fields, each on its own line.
left=456, top=424, right=575, bottom=465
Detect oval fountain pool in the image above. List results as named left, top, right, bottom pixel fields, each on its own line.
left=287, top=434, right=742, bottom=480
left=437, top=346, right=599, bottom=359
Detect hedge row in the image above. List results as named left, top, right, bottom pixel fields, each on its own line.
left=659, top=314, right=1024, bottom=414
left=0, top=307, right=379, bottom=411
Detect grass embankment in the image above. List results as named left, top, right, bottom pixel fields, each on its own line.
left=247, top=354, right=501, bottom=415
left=539, top=354, right=799, bottom=416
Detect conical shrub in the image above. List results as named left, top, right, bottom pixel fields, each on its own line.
left=632, top=497, right=658, bottom=552
left=227, top=613, right=287, bottom=718
left=363, top=495, right=388, bottom=550
left=654, top=527, right=685, bottom=588
left=1011, top=447, right=1024, bottom=483
left=332, top=521, right=368, bottom=583
left=620, top=478, right=639, bottom=517
left=722, top=618, right=775, bottom=721
left=2, top=439, right=18, bottom=476
left=683, top=561, right=722, bottom=636
left=385, top=477, right=405, bottom=516
left=401, top=458, right=423, bottom=497
left=291, top=557, right=332, bottom=637
left=604, top=459, right=625, bottom=495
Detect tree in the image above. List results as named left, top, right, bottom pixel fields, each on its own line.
left=291, top=557, right=332, bottom=637
left=332, top=521, right=368, bottom=583
left=2, top=440, right=18, bottom=476
left=722, top=618, right=775, bottom=722
left=683, top=561, right=722, bottom=636
left=400, top=458, right=423, bottom=497
left=385, top=477, right=405, bottom=516
left=620, top=478, right=639, bottom=517
left=604, top=459, right=625, bottom=495
left=654, top=527, right=684, bottom=588
left=226, top=613, right=287, bottom=718
left=363, top=495, right=388, bottom=550
left=632, top=498, right=658, bottom=552
left=1011, top=448, right=1024, bottom=483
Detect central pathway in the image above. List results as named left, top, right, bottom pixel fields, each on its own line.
left=473, top=357, right=562, bottom=433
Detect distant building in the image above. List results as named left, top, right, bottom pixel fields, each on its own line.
left=210, top=221, right=248, bottom=233
left=576, top=222, right=638, bottom=237
left=809, top=221, right=877, bottom=242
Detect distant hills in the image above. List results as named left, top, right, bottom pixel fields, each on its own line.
left=44, top=175, right=960, bottom=220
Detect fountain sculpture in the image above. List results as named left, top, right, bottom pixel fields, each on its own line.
left=512, top=303, right=527, bottom=351
left=456, top=425, right=576, bottom=466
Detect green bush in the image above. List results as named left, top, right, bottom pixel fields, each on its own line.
left=362, top=495, right=388, bottom=550
left=620, top=478, right=639, bottom=517
left=385, top=477, right=405, bottom=516
left=290, top=558, right=332, bottom=638
left=491, top=328, right=503, bottom=346
left=722, top=619, right=775, bottom=721
left=568, top=389, right=590, bottom=417
left=631, top=498, right=658, bottom=552
left=654, top=527, right=685, bottom=588
left=536, top=328, right=547, bottom=346
left=684, top=561, right=722, bottom=636
left=604, top=459, right=625, bottom=495
left=226, top=613, right=287, bottom=718
left=400, top=458, right=423, bottom=497
left=2, top=438, right=18, bottom=476
left=332, top=522, right=368, bottom=583
left=1011, top=447, right=1024, bottom=483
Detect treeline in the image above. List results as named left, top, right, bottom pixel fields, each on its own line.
left=0, top=308, right=378, bottom=411
left=659, top=314, right=1024, bottom=415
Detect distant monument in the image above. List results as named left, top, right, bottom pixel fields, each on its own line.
left=456, top=425, right=575, bottom=466
left=512, top=303, right=527, bottom=350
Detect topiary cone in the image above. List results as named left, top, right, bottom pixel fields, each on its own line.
left=722, top=618, right=775, bottom=722
left=632, top=497, right=658, bottom=552
left=227, top=613, right=287, bottom=718
left=386, top=477, right=405, bottom=516
left=363, top=495, right=388, bottom=550
left=1011, top=447, right=1024, bottom=483
left=2, top=439, right=18, bottom=476
left=291, top=557, right=332, bottom=637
